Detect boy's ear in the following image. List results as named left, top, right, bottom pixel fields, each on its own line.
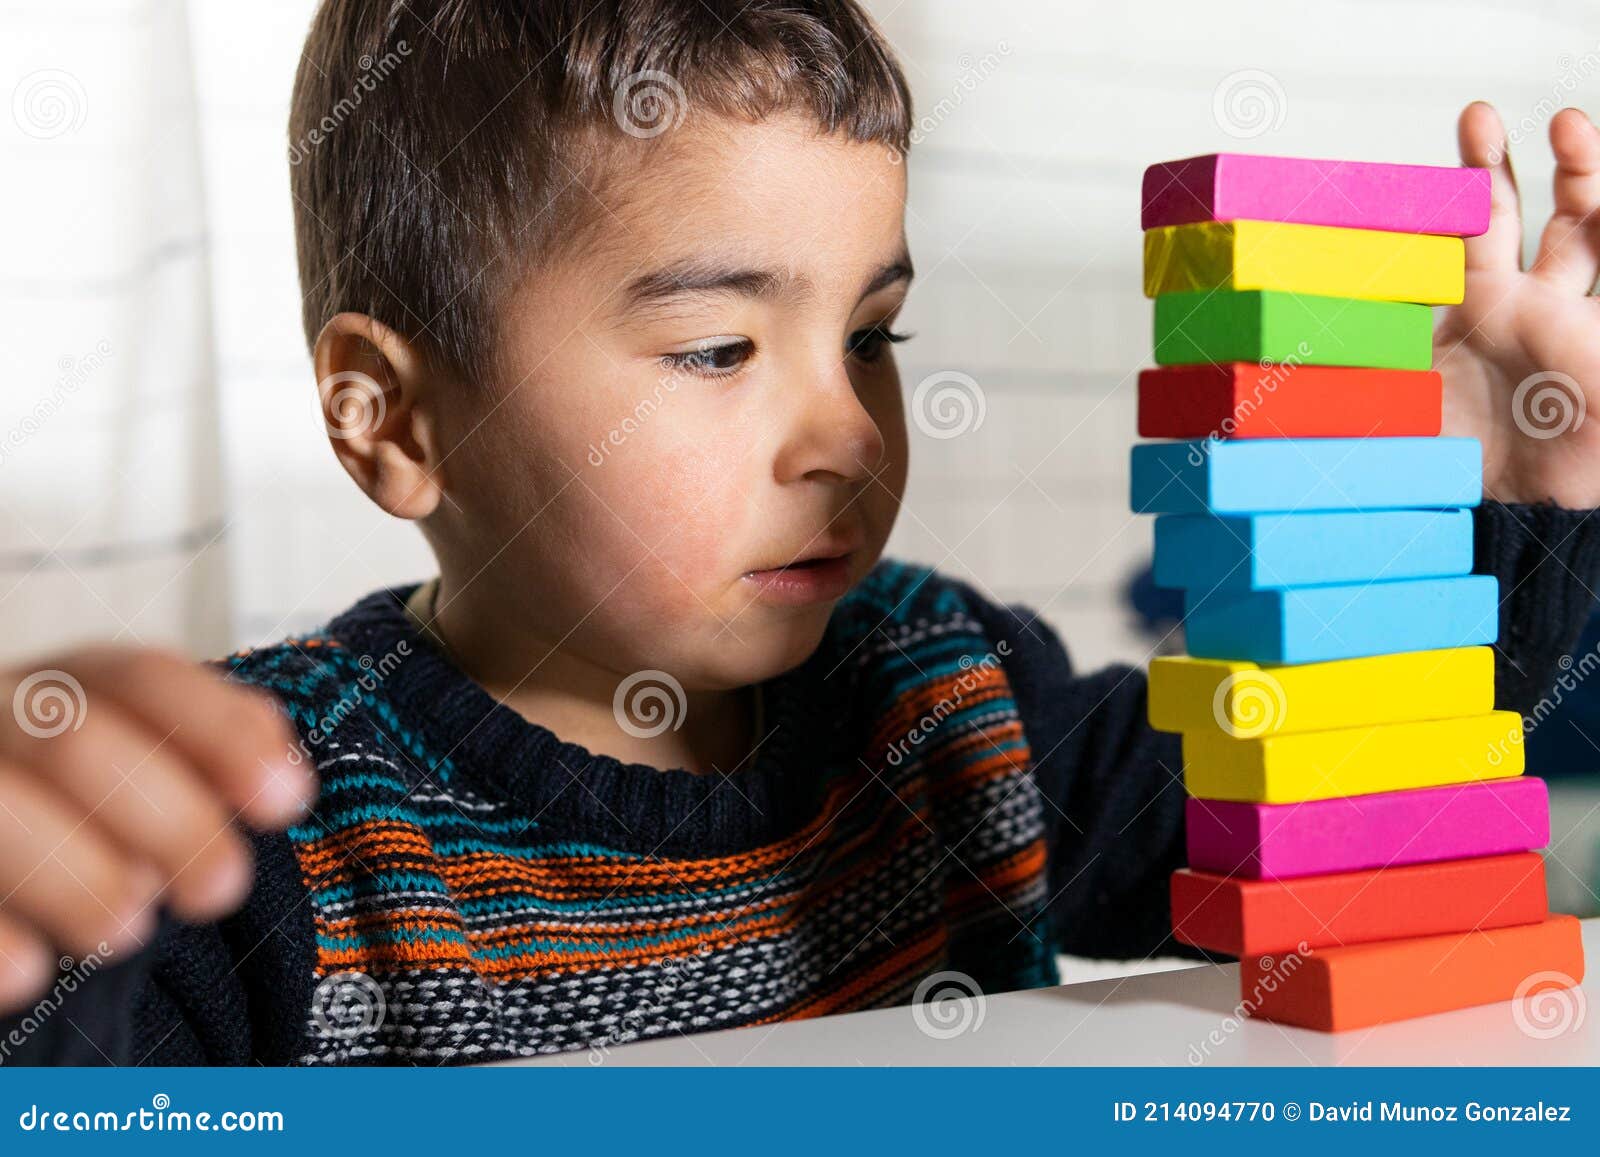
left=312, top=312, right=446, bottom=521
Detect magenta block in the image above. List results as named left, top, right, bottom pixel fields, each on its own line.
left=1186, top=777, right=1549, bottom=879
left=1142, top=153, right=1491, bottom=237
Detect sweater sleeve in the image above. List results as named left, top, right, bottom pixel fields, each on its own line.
left=0, top=828, right=315, bottom=1065
left=969, top=500, right=1600, bottom=963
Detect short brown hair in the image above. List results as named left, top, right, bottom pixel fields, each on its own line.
left=288, top=0, right=913, bottom=384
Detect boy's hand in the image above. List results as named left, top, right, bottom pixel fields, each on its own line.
left=1438, top=101, right=1600, bottom=508
left=0, top=646, right=313, bottom=1015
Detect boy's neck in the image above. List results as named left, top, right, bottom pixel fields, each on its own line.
left=410, top=575, right=756, bottom=776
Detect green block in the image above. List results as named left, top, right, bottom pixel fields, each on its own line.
left=1153, top=290, right=1434, bottom=370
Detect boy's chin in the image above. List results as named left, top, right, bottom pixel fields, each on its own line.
left=703, top=604, right=837, bottom=689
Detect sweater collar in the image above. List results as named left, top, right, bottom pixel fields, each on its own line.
left=325, top=584, right=854, bottom=857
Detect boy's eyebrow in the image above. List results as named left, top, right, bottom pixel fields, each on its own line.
left=620, top=252, right=915, bottom=307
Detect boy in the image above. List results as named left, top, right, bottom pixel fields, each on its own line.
left=3, top=1, right=1600, bottom=1064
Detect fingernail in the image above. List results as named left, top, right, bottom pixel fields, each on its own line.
left=0, top=937, right=52, bottom=998
left=258, top=763, right=316, bottom=820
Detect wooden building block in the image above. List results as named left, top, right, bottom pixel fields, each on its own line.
left=1149, top=647, right=1494, bottom=738
left=1182, top=709, right=1523, bottom=804
left=1144, top=221, right=1465, bottom=304
left=1130, top=437, right=1482, bottom=515
left=1170, top=853, right=1548, bottom=956
left=1136, top=363, right=1442, bottom=440
left=1153, top=509, right=1473, bottom=591
left=1183, top=574, right=1498, bottom=664
left=1153, top=290, right=1434, bottom=369
left=1186, top=777, right=1551, bottom=879
left=1141, top=153, right=1491, bottom=236
left=1243, top=915, right=1585, bottom=1032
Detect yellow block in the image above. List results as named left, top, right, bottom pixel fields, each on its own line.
left=1143, top=220, right=1465, bottom=304
left=1149, top=647, right=1494, bottom=738
left=1183, top=710, right=1524, bottom=804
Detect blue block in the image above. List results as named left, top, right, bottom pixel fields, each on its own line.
left=1130, top=437, right=1482, bottom=514
left=1153, top=509, right=1474, bottom=591
left=1183, top=574, right=1498, bottom=663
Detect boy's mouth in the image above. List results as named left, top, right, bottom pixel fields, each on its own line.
left=742, top=538, right=861, bottom=607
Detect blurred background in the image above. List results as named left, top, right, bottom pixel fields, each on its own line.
left=2, top=0, right=1598, bottom=920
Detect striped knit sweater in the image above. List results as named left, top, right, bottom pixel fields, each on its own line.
left=6, top=502, right=1599, bottom=1065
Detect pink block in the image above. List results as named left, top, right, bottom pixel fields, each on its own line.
left=1142, top=153, right=1491, bottom=237
left=1186, top=777, right=1549, bottom=879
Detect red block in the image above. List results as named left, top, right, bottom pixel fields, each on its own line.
left=1243, top=915, right=1585, bottom=1032
left=1137, top=363, right=1442, bottom=439
left=1171, top=853, right=1548, bottom=957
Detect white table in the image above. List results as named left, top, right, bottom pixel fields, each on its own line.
left=512, top=919, right=1598, bottom=1066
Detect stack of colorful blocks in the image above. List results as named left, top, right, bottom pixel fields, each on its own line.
left=1132, top=153, right=1587, bottom=1031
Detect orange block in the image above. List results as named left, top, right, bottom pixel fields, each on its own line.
left=1244, top=915, right=1585, bottom=1032
left=1172, top=853, right=1548, bottom=957
left=1136, top=363, right=1442, bottom=439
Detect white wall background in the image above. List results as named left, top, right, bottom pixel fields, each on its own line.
left=5, top=0, right=1599, bottom=670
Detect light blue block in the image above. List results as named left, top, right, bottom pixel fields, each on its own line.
left=1153, top=509, right=1475, bottom=591
left=1130, top=437, right=1482, bottom=514
left=1183, top=574, right=1498, bottom=663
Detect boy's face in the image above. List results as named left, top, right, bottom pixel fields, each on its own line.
left=436, top=113, right=911, bottom=690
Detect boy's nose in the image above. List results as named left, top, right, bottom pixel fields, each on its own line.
left=773, top=367, right=886, bottom=485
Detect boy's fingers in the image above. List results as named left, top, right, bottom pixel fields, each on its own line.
left=56, top=646, right=314, bottom=828
left=0, top=762, right=160, bottom=958
left=0, top=909, right=55, bottom=1016
left=1458, top=101, right=1524, bottom=273
left=0, top=698, right=256, bottom=923
left=1531, top=108, right=1600, bottom=293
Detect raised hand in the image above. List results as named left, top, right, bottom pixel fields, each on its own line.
left=1437, top=102, right=1600, bottom=508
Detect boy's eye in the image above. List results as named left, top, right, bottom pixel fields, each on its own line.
left=660, top=338, right=753, bottom=377
left=848, top=323, right=911, bottom=363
